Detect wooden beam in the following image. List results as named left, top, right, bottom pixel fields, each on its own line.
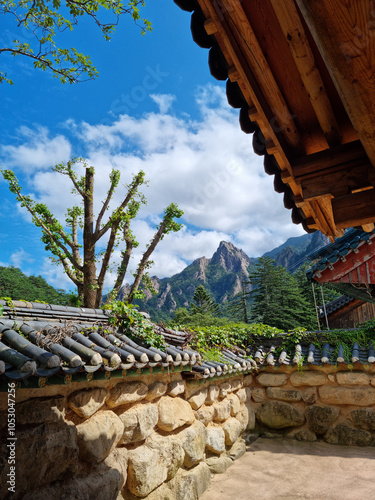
left=332, top=189, right=375, bottom=228
left=218, top=0, right=301, bottom=150
left=295, top=0, right=375, bottom=168
left=300, top=161, right=375, bottom=200
left=269, top=0, right=341, bottom=146
left=291, top=140, right=367, bottom=178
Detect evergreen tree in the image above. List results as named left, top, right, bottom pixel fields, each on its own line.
left=223, top=275, right=252, bottom=323
left=190, top=285, right=220, bottom=316
left=249, top=257, right=317, bottom=330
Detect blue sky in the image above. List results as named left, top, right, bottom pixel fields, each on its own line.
left=0, top=0, right=305, bottom=293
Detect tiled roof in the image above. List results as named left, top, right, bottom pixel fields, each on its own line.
left=0, top=301, right=252, bottom=386
left=1, top=301, right=375, bottom=389
left=307, top=229, right=375, bottom=265
left=318, top=295, right=354, bottom=318
left=306, top=228, right=375, bottom=303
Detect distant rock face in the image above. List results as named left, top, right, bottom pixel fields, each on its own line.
left=115, top=232, right=328, bottom=321
left=210, top=241, right=251, bottom=274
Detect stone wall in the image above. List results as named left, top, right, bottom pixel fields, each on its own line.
left=250, top=366, right=375, bottom=447
left=1, top=365, right=375, bottom=499
left=0, top=372, right=253, bottom=500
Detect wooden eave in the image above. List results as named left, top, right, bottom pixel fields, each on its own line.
left=176, top=0, right=375, bottom=240
left=313, top=236, right=375, bottom=285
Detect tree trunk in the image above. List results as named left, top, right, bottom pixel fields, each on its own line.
left=83, top=168, right=97, bottom=308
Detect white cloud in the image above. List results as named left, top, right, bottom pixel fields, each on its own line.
left=10, top=249, right=34, bottom=268
left=150, top=93, right=176, bottom=114
left=1, top=125, right=72, bottom=172
left=1, top=84, right=306, bottom=287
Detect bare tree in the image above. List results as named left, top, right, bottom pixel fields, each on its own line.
left=1, top=158, right=183, bottom=308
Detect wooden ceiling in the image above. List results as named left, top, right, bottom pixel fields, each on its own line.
left=175, top=0, right=375, bottom=240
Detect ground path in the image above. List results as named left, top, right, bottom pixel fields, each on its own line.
left=200, top=438, right=375, bottom=500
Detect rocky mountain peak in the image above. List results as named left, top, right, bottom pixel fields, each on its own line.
left=211, top=241, right=252, bottom=273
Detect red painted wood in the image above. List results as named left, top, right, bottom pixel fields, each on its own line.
left=314, top=236, right=375, bottom=284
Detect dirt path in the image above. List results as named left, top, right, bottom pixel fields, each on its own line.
left=200, top=438, right=375, bottom=500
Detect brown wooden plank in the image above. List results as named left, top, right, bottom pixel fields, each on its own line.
left=269, top=0, right=340, bottom=146
left=291, top=140, right=366, bottom=178
left=300, top=162, right=375, bottom=200
left=332, top=189, right=375, bottom=228
left=296, top=0, right=375, bottom=167
left=219, top=0, right=301, bottom=150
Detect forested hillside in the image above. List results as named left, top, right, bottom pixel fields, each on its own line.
left=0, top=266, right=71, bottom=305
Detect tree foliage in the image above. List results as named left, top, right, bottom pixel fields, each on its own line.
left=249, top=256, right=317, bottom=331
left=0, top=0, right=151, bottom=84
left=190, top=285, right=220, bottom=316
left=0, top=266, right=71, bottom=304
left=1, top=159, right=183, bottom=308
left=223, top=274, right=252, bottom=323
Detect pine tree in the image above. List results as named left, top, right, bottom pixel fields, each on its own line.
left=224, top=275, right=252, bottom=323
left=249, top=256, right=317, bottom=330
left=190, top=285, right=220, bottom=316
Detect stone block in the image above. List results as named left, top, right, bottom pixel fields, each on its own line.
left=257, top=373, right=288, bottom=387
left=236, top=387, right=250, bottom=404
left=168, top=380, right=185, bottom=397
left=177, top=420, right=208, bottom=468
left=287, top=427, right=317, bottom=442
left=127, top=445, right=167, bottom=497
left=206, top=424, right=226, bottom=454
left=227, top=393, right=241, bottom=416
left=0, top=422, right=78, bottom=499
left=222, top=417, right=243, bottom=445
left=228, top=438, right=246, bottom=460
left=122, top=483, right=174, bottom=500
left=243, top=374, right=253, bottom=386
left=68, top=388, right=109, bottom=419
left=256, top=401, right=305, bottom=429
left=157, top=396, right=195, bottom=431
left=16, top=396, right=66, bottom=425
left=336, top=371, right=370, bottom=386
left=251, top=387, right=266, bottom=403
left=206, top=385, right=220, bottom=405
left=206, top=455, right=233, bottom=474
left=107, top=382, right=148, bottom=408
left=213, top=399, right=231, bottom=422
left=302, top=387, right=318, bottom=405
left=305, top=405, right=339, bottom=434
left=230, top=378, right=242, bottom=392
left=148, top=433, right=185, bottom=480
left=117, top=401, right=158, bottom=444
left=22, top=449, right=127, bottom=500
left=185, top=381, right=202, bottom=399
left=188, top=388, right=208, bottom=410
left=146, top=382, right=167, bottom=401
left=319, top=385, right=375, bottom=406
left=219, top=382, right=232, bottom=398
left=77, top=410, right=124, bottom=464
left=196, top=405, right=215, bottom=426
left=266, top=387, right=302, bottom=402
left=290, top=371, right=327, bottom=387
left=325, top=424, right=373, bottom=447
left=168, top=462, right=211, bottom=500
left=236, top=404, right=252, bottom=432
left=350, top=408, right=375, bottom=431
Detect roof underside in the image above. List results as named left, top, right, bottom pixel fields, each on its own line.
left=175, top=0, right=375, bottom=240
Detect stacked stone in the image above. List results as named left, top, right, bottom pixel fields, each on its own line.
left=0, top=373, right=253, bottom=500
left=2, top=366, right=375, bottom=500
left=250, top=369, right=375, bottom=447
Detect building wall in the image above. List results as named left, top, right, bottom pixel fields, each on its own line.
left=329, top=301, right=375, bottom=329
left=1, top=365, right=375, bottom=499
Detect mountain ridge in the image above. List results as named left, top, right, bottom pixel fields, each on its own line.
left=124, top=232, right=329, bottom=322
